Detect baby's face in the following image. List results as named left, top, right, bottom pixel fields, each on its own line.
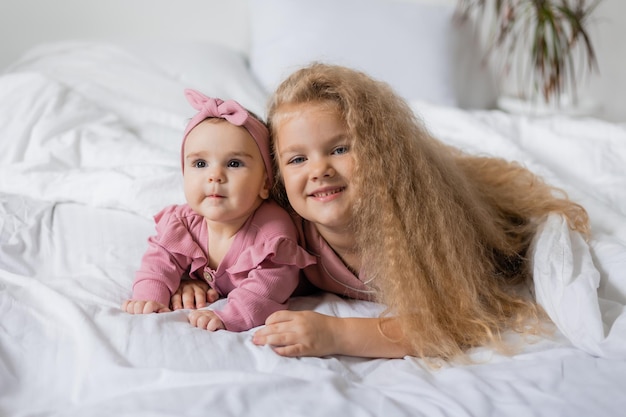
left=183, top=119, right=269, bottom=224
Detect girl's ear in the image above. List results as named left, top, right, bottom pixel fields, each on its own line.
left=259, top=176, right=271, bottom=200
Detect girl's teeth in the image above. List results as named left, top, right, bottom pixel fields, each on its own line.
left=315, top=188, right=342, bottom=197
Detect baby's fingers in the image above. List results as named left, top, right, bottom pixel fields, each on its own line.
left=122, top=299, right=132, bottom=312
left=122, top=300, right=150, bottom=314
left=171, top=292, right=183, bottom=310
left=182, top=286, right=205, bottom=309
left=206, top=317, right=225, bottom=331
left=189, top=310, right=224, bottom=331
left=206, top=288, right=219, bottom=303
left=122, top=300, right=146, bottom=314
left=188, top=310, right=203, bottom=327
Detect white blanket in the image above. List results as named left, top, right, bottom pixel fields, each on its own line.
left=1, top=42, right=625, bottom=416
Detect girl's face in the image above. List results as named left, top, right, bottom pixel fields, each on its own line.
left=274, top=102, right=355, bottom=233
left=183, top=119, right=269, bottom=226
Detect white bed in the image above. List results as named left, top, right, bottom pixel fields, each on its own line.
left=1, top=1, right=625, bottom=416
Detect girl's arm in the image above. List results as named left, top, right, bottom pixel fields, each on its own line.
left=252, top=310, right=411, bottom=358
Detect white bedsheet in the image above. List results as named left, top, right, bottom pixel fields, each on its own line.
left=1, top=42, right=625, bottom=417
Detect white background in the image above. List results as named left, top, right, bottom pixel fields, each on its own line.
left=0, top=0, right=624, bottom=122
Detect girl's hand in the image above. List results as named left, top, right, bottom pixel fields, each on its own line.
left=252, top=311, right=341, bottom=357
left=171, top=279, right=219, bottom=310
left=122, top=299, right=171, bottom=314
left=189, top=309, right=226, bottom=331
left=253, top=312, right=411, bottom=359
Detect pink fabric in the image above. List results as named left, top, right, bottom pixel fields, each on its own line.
left=181, top=89, right=273, bottom=187
left=291, top=214, right=376, bottom=301
left=132, top=201, right=315, bottom=331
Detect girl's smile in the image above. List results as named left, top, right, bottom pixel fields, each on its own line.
left=308, top=186, right=347, bottom=201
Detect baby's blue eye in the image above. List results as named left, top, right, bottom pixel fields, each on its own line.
left=227, top=160, right=243, bottom=168
left=288, top=156, right=306, bottom=165
left=194, top=160, right=207, bottom=168
left=333, top=145, right=349, bottom=155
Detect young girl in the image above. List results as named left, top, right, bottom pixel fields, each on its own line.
left=122, top=89, right=315, bottom=332
left=249, top=63, right=590, bottom=360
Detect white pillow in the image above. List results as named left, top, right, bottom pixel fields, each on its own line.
left=124, top=40, right=270, bottom=117
left=248, top=0, right=459, bottom=106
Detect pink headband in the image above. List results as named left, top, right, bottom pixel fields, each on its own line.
left=181, top=89, right=273, bottom=187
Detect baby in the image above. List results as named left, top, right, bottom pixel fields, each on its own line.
left=122, top=89, right=314, bottom=332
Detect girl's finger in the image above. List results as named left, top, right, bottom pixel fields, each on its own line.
left=264, top=310, right=296, bottom=325
left=272, top=344, right=305, bottom=357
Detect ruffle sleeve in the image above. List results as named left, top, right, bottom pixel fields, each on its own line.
left=225, top=235, right=316, bottom=276
left=132, top=204, right=207, bottom=304
left=216, top=236, right=315, bottom=331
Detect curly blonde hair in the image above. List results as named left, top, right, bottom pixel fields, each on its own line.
left=267, top=63, right=589, bottom=360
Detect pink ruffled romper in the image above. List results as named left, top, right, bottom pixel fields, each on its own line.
left=132, top=200, right=316, bottom=331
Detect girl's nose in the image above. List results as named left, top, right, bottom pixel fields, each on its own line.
left=310, top=158, right=335, bottom=180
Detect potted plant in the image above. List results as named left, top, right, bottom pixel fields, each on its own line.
left=455, top=0, right=603, bottom=115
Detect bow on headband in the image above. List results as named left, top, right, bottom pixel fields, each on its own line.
left=180, top=89, right=273, bottom=187
left=184, top=90, right=249, bottom=128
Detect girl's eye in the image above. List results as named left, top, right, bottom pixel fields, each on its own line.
left=227, top=159, right=243, bottom=168
left=287, top=156, right=306, bottom=165
left=193, top=160, right=207, bottom=168
left=332, top=145, right=349, bottom=155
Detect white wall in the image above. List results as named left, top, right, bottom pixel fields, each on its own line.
left=588, top=0, right=626, bottom=122
left=0, top=0, right=251, bottom=66
left=0, top=0, right=624, bottom=122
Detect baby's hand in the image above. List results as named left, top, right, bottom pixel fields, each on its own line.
left=188, top=309, right=226, bottom=331
left=171, top=279, right=219, bottom=310
left=122, top=299, right=171, bottom=314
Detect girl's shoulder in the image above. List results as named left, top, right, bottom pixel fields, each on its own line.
left=249, top=200, right=298, bottom=237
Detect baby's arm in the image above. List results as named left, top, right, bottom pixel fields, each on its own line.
left=212, top=262, right=300, bottom=332
left=253, top=311, right=411, bottom=358
left=122, top=299, right=171, bottom=314
left=126, top=205, right=198, bottom=313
